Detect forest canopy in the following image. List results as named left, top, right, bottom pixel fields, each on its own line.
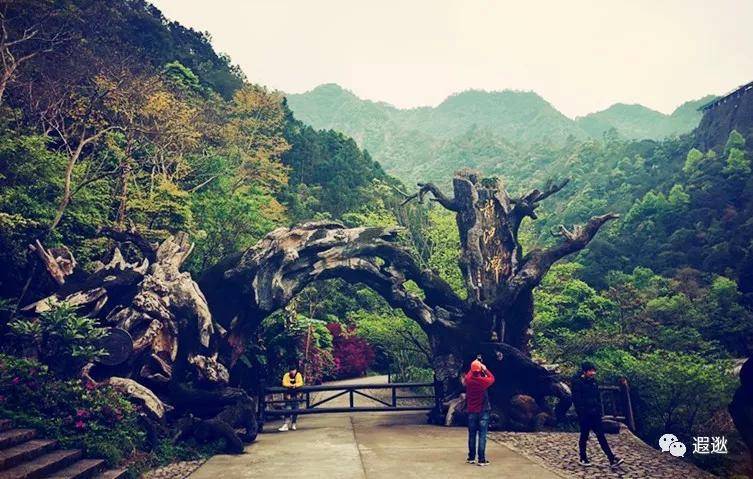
left=0, top=0, right=391, bottom=296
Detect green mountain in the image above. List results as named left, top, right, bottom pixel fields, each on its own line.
left=286, top=84, right=712, bottom=185
left=575, top=96, right=716, bottom=140
left=393, top=89, right=586, bottom=142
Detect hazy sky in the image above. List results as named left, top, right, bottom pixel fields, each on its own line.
left=150, top=0, right=753, bottom=118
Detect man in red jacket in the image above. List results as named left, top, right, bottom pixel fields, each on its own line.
left=463, top=358, right=495, bottom=466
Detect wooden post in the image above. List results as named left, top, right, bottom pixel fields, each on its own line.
left=303, top=323, right=312, bottom=382
left=257, top=378, right=267, bottom=431
left=349, top=388, right=354, bottom=408
left=433, top=374, right=443, bottom=422
left=620, top=377, right=636, bottom=431
left=391, top=385, right=397, bottom=407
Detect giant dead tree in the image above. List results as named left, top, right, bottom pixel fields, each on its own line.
left=22, top=170, right=617, bottom=435
left=201, top=170, right=618, bottom=427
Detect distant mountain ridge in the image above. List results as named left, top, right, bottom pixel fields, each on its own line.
left=285, top=83, right=714, bottom=185
left=575, top=96, right=716, bottom=140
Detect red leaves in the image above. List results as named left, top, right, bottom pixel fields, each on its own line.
left=326, top=323, right=375, bottom=379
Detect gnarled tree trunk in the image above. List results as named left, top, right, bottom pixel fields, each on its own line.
left=730, top=356, right=753, bottom=471
left=200, top=170, right=618, bottom=428
left=24, top=170, right=616, bottom=435
left=23, top=229, right=257, bottom=452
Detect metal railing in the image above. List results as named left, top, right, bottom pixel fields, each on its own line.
left=258, top=381, right=439, bottom=425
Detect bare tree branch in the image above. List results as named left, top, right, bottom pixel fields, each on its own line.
left=396, top=327, right=432, bottom=363
left=515, top=178, right=570, bottom=206
left=347, top=239, right=465, bottom=311
left=188, top=175, right=218, bottom=192
left=215, top=222, right=465, bottom=333
left=515, top=213, right=619, bottom=290
left=509, top=178, right=571, bottom=233
left=400, top=182, right=460, bottom=211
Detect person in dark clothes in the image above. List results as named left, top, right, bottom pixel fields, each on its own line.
left=462, top=358, right=495, bottom=466
left=571, top=361, right=624, bottom=468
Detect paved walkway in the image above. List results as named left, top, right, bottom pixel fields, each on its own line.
left=189, top=376, right=560, bottom=479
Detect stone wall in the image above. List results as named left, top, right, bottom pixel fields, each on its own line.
left=696, top=82, right=753, bottom=151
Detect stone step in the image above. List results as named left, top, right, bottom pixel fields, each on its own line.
left=0, top=440, right=57, bottom=471
left=0, top=430, right=36, bottom=450
left=44, top=459, right=105, bottom=479
left=89, top=469, right=127, bottom=479
left=0, top=421, right=12, bottom=433
left=0, top=449, right=81, bottom=479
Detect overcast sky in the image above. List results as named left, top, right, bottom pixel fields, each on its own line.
left=150, top=0, right=753, bottom=118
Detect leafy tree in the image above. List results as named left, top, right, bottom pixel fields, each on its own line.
left=683, top=148, right=704, bottom=175
left=260, top=309, right=335, bottom=385
left=281, top=104, right=390, bottom=218
left=590, top=349, right=735, bottom=446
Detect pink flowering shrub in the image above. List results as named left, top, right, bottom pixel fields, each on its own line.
left=0, top=354, right=144, bottom=466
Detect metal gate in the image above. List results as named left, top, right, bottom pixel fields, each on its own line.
left=258, top=380, right=440, bottom=425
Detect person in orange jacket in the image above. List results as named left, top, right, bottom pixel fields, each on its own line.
left=278, top=366, right=304, bottom=431
left=463, top=358, right=495, bottom=466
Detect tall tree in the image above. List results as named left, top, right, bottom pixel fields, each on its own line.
left=99, top=68, right=201, bottom=228
left=33, top=65, right=124, bottom=233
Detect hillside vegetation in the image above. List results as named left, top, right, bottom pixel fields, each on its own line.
left=287, top=84, right=714, bottom=186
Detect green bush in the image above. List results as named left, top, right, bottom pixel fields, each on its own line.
left=7, top=304, right=106, bottom=377
left=588, top=348, right=738, bottom=474
left=590, top=349, right=735, bottom=440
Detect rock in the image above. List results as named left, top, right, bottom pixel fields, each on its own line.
left=729, top=355, right=753, bottom=465
left=532, top=412, right=549, bottom=431
left=444, top=396, right=466, bottom=426
left=601, top=419, right=622, bottom=434
left=107, top=377, right=167, bottom=419
left=508, top=394, right=539, bottom=431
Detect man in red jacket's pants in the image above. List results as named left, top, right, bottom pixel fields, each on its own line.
left=463, top=358, right=495, bottom=466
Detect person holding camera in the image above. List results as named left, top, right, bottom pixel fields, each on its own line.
left=463, top=356, right=495, bottom=466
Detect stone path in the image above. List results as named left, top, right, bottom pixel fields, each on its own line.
left=142, top=460, right=206, bottom=479
left=490, top=430, right=717, bottom=479
left=189, top=376, right=559, bottom=479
